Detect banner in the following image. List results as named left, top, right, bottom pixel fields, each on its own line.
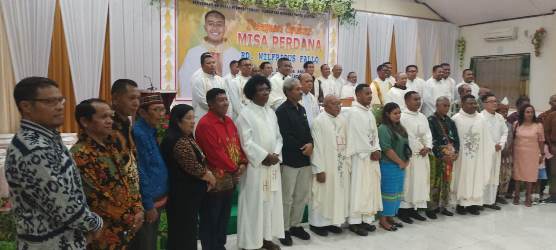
left=177, top=0, right=329, bottom=100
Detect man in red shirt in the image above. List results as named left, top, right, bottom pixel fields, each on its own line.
left=195, top=88, right=247, bottom=250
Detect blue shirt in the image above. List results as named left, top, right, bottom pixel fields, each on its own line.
left=133, top=118, right=168, bottom=210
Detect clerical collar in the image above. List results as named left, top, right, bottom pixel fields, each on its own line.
left=393, top=85, right=407, bottom=90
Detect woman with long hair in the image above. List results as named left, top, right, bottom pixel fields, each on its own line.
left=512, top=104, right=545, bottom=207
left=377, top=103, right=410, bottom=231
left=160, top=104, right=216, bottom=249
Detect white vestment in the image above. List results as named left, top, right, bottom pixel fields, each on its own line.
left=370, top=77, right=392, bottom=106
left=236, top=102, right=284, bottom=249
left=191, top=72, right=232, bottom=123
left=301, top=92, right=320, bottom=128
left=422, top=77, right=455, bottom=117
left=407, top=77, right=426, bottom=97
left=318, top=76, right=339, bottom=98
left=384, top=87, right=409, bottom=110
left=400, top=110, right=433, bottom=209
left=340, top=83, right=356, bottom=100
left=345, top=101, right=383, bottom=224
left=178, top=44, right=240, bottom=99
left=331, top=76, right=346, bottom=97
left=269, top=72, right=290, bottom=110
left=309, top=112, right=350, bottom=227
left=450, top=110, right=495, bottom=206
left=228, top=75, right=251, bottom=121
left=456, top=81, right=480, bottom=99
left=480, top=110, right=508, bottom=205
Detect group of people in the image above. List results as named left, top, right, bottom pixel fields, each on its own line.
left=3, top=51, right=556, bottom=250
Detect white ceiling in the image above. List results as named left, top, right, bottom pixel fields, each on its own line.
left=419, top=0, right=556, bottom=25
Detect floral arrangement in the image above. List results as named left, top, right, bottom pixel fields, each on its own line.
left=456, top=37, right=466, bottom=68
left=150, top=0, right=357, bottom=24
left=156, top=114, right=170, bottom=144
left=531, top=27, right=547, bottom=57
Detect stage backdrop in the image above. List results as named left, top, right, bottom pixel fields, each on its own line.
left=176, top=0, right=329, bottom=100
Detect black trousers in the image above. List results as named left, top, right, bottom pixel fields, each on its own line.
left=199, top=189, right=234, bottom=250
left=166, top=179, right=207, bottom=250
left=129, top=208, right=161, bottom=250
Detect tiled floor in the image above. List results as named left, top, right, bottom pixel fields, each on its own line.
left=223, top=202, right=556, bottom=250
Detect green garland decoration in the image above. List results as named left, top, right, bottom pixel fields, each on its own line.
left=456, top=37, right=466, bottom=68
left=150, top=0, right=357, bottom=24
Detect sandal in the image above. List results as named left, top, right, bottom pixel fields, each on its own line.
left=379, top=222, right=397, bottom=232
left=513, top=195, right=519, bottom=205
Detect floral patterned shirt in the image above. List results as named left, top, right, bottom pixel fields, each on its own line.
left=71, top=133, right=143, bottom=249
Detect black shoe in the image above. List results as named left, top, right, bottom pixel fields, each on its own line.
left=389, top=221, right=403, bottom=228
left=425, top=210, right=438, bottom=219
left=349, top=224, right=368, bottom=236
left=484, top=204, right=502, bottom=210
left=456, top=205, right=467, bottom=215
left=263, top=240, right=281, bottom=250
left=440, top=209, right=454, bottom=216
left=325, top=225, right=343, bottom=234
left=496, top=197, right=508, bottom=205
left=309, top=225, right=328, bottom=236
left=397, top=214, right=414, bottom=224
left=541, top=197, right=556, bottom=203
left=289, top=226, right=310, bottom=240
left=278, top=231, right=292, bottom=246
left=409, top=210, right=427, bottom=221
left=477, top=205, right=484, bottom=211
left=360, top=222, right=376, bottom=232
left=467, top=206, right=480, bottom=215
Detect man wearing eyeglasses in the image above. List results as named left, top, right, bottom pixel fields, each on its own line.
left=5, top=77, right=103, bottom=249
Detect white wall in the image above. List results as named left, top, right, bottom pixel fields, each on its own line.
left=353, top=0, right=443, bottom=21
left=460, top=14, right=556, bottom=111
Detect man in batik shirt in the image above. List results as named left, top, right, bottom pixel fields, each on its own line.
left=426, top=97, right=460, bottom=218
left=71, top=99, right=144, bottom=249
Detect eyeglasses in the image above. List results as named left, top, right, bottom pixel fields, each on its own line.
left=30, top=97, right=66, bottom=106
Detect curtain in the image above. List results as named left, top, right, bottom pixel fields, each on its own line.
left=0, top=5, right=19, bottom=133
left=60, top=0, right=109, bottom=103
left=474, top=56, right=525, bottom=106
left=48, top=1, right=77, bottom=133
left=109, top=0, right=161, bottom=90
left=417, top=19, right=439, bottom=80
left=367, top=13, right=394, bottom=80
left=338, top=12, right=367, bottom=83
left=438, top=22, right=460, bottom=81
left=393, top=16, right=418, bottom=74
left=0, top=0, right=56, bottom=82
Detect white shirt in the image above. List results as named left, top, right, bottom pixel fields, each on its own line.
left=340, top=82, right=356, bottom=100
left=301, top=92, right=320, bottom=127
left=318, top=76, right=339, bottom=98
left=407, top=77, right=426, bottom=97
left=192, top=72, right=231, bottom=123
left=229, top=74, right=251, bottom=121
left=384, top=86, right=409, bottom=110
left=422, top=77, right=455, bottom=117
left=331, top=76, right=345, bottom=97
left=269, top=72, right=290, bottom=110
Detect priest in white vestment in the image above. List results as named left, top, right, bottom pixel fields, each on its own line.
left=223, top=60, right=239, bottom=85
left=384, top=73, right=410, bottom=110
left=480, top=94, right=508, bottom=210
left=236, top=75, right=284, bottom=250
left=192, top=54, right=232, bottom=123
left=340, top=72, right=357, bottom=100
left=317, top=64, right=339, bottom=98
left=456, top=69, right=480, bottom=99
left=229, top=58, right=252, bottom=120
left=398, top=91, right=433, bottom=222
left=451, top=95, right=495, bottom=215
left=331, top=64, right=345, bottom=98
left=422, top=65, right=455, bottom=117
left=269, top=58, right=292, bottom=110
left=345, top=84, right=383, bottom=236
left=309, top=95, right=349, bottom=236
left=405, top=65, right=426, bottom=97
left=299, top=73, right=320, bottom=127
left=370, top=64, right=391, bottom=107
left=178, top=11, right=240, bottom=99
left=383, top=62, right=397, bottom=89
left=302, top=61, right=321, bottom=103
left=441, top=63, right=457, bottom=99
